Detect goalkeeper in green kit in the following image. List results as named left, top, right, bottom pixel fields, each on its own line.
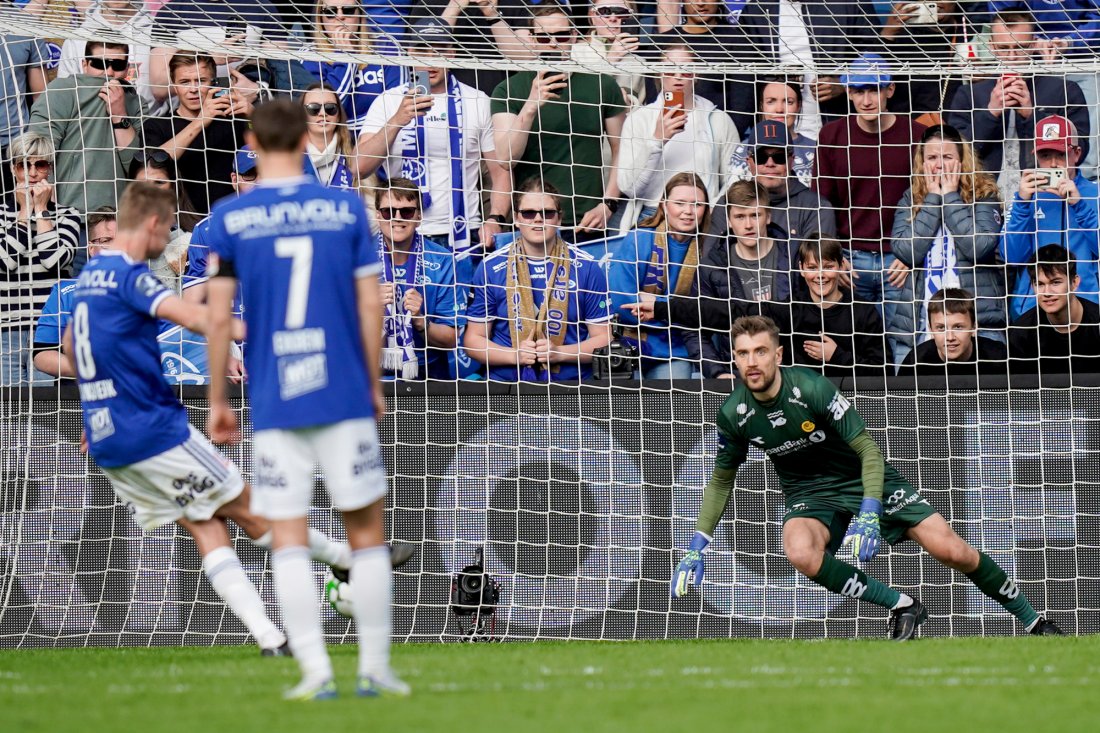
left=669, top=315, right=1064, bottom=640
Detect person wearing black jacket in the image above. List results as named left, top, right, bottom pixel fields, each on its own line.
left=896, top=287, right=1009, bottom=381
left=1008, top=245, right=1100, bottom=375
left=684, top=180, right=791, bottom=377
left=630, top=235, right=885, bottom=379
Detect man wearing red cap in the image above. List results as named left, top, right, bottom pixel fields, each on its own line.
left=1002, top=113, right=1100, bottom=322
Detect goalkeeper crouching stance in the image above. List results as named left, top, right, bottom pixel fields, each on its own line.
left=670, top=315, right=1064, bottom=639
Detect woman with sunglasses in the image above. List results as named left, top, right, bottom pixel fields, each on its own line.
left=572, top=0, right=647, bottom=108
left=302, top=82, right=356, bottom=189
left=464, top=179, right=612, bottom=382
left=301, top=0, right=403, bottom=139
left=608, top=172, right=709, bottom=379
left=890, top=124, right=1005, bottom=367
left=0, top=132, right=81, bottom=385
left=728, top=77, right=817, bottom=188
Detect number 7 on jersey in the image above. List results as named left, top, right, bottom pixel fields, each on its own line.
left=275, top=236, right=313, bottom=329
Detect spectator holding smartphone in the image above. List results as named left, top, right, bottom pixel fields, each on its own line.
left=1002, top=114, right=1100, bottom=321
left=880, top=1, right=965, bottom=123
left=29, top=41, right=142, bottom=215
left=572, top=0, right=647, bottom=109
left=616, top=44, right=738, bottom=230
left=491, top=2, right=626, bottom=239
left=142, top=53, right=252, bottom=215
left=946, top=11, right=1088, bottom=202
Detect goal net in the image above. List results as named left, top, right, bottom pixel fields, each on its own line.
left=1, top=2, right=1097, bottom=646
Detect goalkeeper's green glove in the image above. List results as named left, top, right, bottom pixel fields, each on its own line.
left=842, top=497, right=882, bottom=562
left=671, top=532, right=711, bottom=598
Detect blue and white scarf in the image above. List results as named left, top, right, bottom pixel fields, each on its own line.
left=920, top=225, right=961, bottom=336
left=399, top=74, right=470, bottom=254
left=378, top=231, right=425, bottom=380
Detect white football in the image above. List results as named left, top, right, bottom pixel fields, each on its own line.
left=324, top=572, right=354, bottom=618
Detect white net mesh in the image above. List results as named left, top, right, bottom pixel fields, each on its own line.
left=1, top=2, right=1098, bottom=646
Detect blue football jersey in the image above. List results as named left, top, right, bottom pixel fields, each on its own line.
left=71, top=251, right=191, bottom=467
left=206, top=177, right=382, bottom=431
left=466, top=245, right=611, bottom=382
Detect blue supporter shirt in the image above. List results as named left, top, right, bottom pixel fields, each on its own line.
left=466, top=244, right=611, bottom=382
left=606, top=228, right=693, bottom=361
left=206, top=176, right=381, bottom=431
left=36, top=278, right=209, bottom=384
left=71, top=252, right=191, bottom=468
left=382, top=238, right=459, bottom=380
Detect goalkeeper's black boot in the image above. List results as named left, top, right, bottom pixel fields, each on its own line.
left=331, top=543, right=417, bottom=583
left=261, top=642, right=292, bottom=657
left=889, top=599, right=928, bottom=641
left=1029, top=618, right=1065, bottom=636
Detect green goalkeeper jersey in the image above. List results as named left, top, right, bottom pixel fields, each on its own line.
left=715, top=366, right=904, bottom=498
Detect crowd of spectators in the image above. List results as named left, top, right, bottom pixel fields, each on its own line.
left=2, top=0, right=1100, bottom=387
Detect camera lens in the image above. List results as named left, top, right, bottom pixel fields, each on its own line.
left=459, top=573, right=483, bottom=595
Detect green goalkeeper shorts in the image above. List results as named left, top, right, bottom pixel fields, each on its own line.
left=782, top=479, right=938, bottom=554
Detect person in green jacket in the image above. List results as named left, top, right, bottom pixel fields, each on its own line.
left=29, top=40, right=142, bottom=215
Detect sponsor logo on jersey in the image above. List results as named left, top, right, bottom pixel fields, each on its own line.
left=278, top=353, right=329, bottom=400
left=788, top=395, right=809, bottom=408
left=767, top=410, right=787, bottom=428
left=223, top=199, right=359, bottom=235
left=736, top=403, right=747, bottom=414
left=764, top=437, right=809, bottom=457
left=356, top=67, right=387, bottom=86
left=750, top=436, right=765, bottom=446
left=737, top=408, right=756, bottom=427
left=827, top=392, right=852, bottom=421
left=801, top=421, right=815, bottom=432
left=808, top=430, right=826, bottom=443
left=76, top=268, right=119, bottom=292
left=87, top=406, right=115, bottom=443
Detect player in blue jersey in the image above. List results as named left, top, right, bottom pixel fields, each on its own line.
left=464, top=179, right=612, bottom=382
left=205, top=99, right=408, bottom=701
left=66, top=183, right=357, bottom=657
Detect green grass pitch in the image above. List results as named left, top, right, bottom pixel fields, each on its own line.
left=1, top=637, right=1094, bottom=733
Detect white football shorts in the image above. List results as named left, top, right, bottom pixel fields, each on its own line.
left=250, top=417, right=387, bottom=520
left=102, top=425, right=244, bottom=531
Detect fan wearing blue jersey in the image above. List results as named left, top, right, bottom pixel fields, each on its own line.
left=374, top=178, right=459, bottom=380
left=65, top=183, right=357, bottom=658
left=205, top=99, right=407, bottom=701
left=464, top=179, right=612, bottom=382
